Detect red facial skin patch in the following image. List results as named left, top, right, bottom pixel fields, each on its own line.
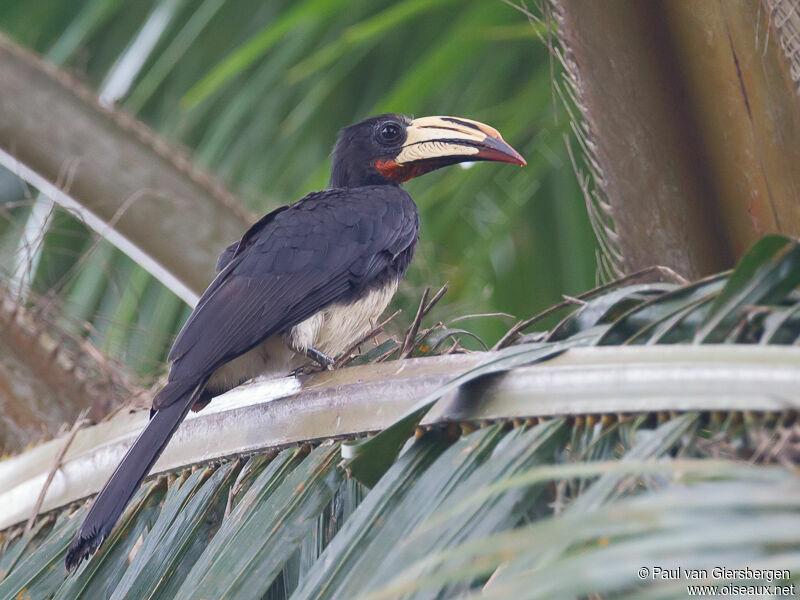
left=375, top=159, right=412, bottom=183
left=375, top=159, right=434, bottom=183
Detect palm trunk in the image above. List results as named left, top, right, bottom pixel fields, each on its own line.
left=553, top=0, right=800, bottom=279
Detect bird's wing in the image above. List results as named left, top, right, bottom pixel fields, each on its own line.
left=214, top=200, right=297, bottom=273
left=215, top=241, right=239, bottom=273
left=159, top=186, right=417, bottom=404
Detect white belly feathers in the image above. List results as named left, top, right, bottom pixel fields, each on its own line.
left=289, top=278, right=399, bottom=356
left=205, top=279, right=399, bottom=393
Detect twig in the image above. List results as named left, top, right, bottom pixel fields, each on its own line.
left=399, top=284, right=448, bottom=359
left=652, top=265, right=689, bottom=285
left=334, top=309, right=402, bottom=368
left=25, top=409, right=90, bottom=533
left=410, top=325, right=436, bottom=355
left=375, top=343, right=403, bottom=363
left=449, top=312, right=516, bottom=324
left=493, top=313, right=554, bottom=351
left=422, top=283, right=448, bottom=317
left=400, top=288, right=429, bottom=359
left=561, top=294, right=586, bottom=306
left=445, top=340, right=460, bottom=354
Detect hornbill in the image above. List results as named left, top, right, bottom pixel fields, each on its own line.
left=65, top=113, right=525, bottom=569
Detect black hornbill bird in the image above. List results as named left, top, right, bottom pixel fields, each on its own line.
left=65, top=113, right=525, bottom=569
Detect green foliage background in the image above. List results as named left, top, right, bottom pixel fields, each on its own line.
left=0, top=0, right=597, bottom=376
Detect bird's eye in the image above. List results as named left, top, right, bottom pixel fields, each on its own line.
left=378, top=122, right=402, bottom=145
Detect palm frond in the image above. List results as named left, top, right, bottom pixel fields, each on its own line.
left=1, top=236, right=799, bottom=597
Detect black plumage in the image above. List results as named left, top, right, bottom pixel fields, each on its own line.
left=165, top=188, right=417, bottom=391
left=65, top=113, right=524, bottom=569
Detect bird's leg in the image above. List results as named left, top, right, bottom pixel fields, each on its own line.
left=305, top=347, right=334, bottom=370
left=291, top=346, right=335, bottom=377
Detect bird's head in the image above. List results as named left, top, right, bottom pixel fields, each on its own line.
left=330, top=113, right=526, bottom=188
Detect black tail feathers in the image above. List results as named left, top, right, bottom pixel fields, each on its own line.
left=65, top=382, right=201, bottom=570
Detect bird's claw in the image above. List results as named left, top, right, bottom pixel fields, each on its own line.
left=291, top=348, right=336, bottom=377
left=291, top=361, right=334, bottom=377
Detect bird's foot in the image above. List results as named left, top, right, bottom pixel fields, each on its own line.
left=305, top=347, right=335, bottom=370
left=290, top=347, right=335, bottom=377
